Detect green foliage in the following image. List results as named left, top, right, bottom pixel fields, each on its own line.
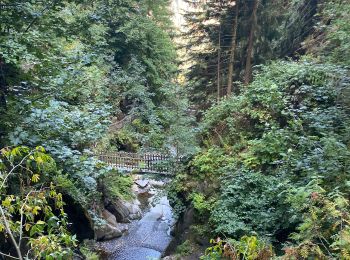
left=284, top=180, right=350, bottom=259
left=176, top=240, right=194, bottom=256
left=101, top=171, right=134, bottom=201
left=306, top=0, right=350, bottom=66
left=0, top=0, right=187, bottom=236
left=167, top=173, right=188, bottom=218
left=80, top=240, right=100, bottom=260
left=0, top=0, right=188, bottom=256
left=0, top=0, right=115, bottom=209
left=9, top=100, right=110, bottom=150
left=0, top=0, right=196, bottom=159
left=174, top=1, right=350, bottom=246
left=174, top=59, right=350, bottom=256
left=191, top=148, right=227, bottom=179
left=211, top=170, right=290, bottom=238
left=0, top=146, right=77, bottom=259
left=202, top=236, right=273, bottom=260
left=191, top=193, right=213, bottom=215
left=322, top=0, right=350, bottom=66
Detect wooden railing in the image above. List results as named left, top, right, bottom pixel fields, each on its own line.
left=95, top=152, right=182, bottom=175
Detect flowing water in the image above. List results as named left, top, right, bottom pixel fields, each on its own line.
left=99, top=180, right=175, bottom=260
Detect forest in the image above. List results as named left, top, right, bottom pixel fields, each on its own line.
left=0, top=0, right=349, bottom=259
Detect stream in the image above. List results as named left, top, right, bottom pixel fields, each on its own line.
left=98, top=176, right=176, bottom=260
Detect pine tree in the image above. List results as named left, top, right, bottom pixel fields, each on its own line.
left=227, top=0, right=239, bottom=95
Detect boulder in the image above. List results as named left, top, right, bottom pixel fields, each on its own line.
left=105, top=198, right=142, bottom=222
left=149, top=180, right=165, bottom=188
left=132, top=183, right=139, bottom=194
left=135, top=179, right=149, bottom=188
left=123, top=200, right=142, bottom=220
left=102, top=209, right=118, bottom=226
left=105, top=198, right=130, bottom=223
left=132, top=198, right=141, bottom=206
left=95, top=223, right=122, bottom=241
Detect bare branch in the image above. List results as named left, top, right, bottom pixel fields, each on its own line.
left=0, top=150, right=34, bottom=190
left=0, top=251, right=20, bottom=260
left=0, top=205, right=23, bottom=260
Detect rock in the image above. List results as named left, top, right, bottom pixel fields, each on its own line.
left=123, top=200, right=142, bottom=220
left=129, top=214, right=142, bottom=220
left=183, top=207, right=195, bottom=229
left=132, top=199, right=141, bottom=206
left=95, top=223, right=122, bottom=241
left=128, top=205, right=142, bottom=220
left=149, top=189, right=157, bottom=195
left=137, top=188, right=151, bottom=197
left=105, top=198, right=142, bottom=222
left=135, top=179, right=149, bottom=188
left=162, top=256, right=177, bottom=260
left=105, top=199, right=130, bottom=223
left=149, top=180, right=165, bottom=188
left=102, top=209, right=118, bottom=226
left=116, top=223, right=129, bottom=233
left=132, top=184, right=139, bottom=193
left=130, top=204, right=141, bottom=213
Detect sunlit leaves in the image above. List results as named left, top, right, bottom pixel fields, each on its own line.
left=0, top=147, right=76, bottom=259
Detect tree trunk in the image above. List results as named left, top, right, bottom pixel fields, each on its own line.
left=244, top=0, right=259, bottom=85
left=217, top=23, right=222, bottom=101
left=0, top=57, right=7, bottom=110
left=227, top=0, right=239, bottom=95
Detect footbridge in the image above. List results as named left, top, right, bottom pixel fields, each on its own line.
left=95, top=152, right=183, bottom=175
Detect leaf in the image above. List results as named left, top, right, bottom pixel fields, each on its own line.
left=25, top=223, right=32, bottom=231
left=2, top=196, right=13, bottom=208
left=31, top=174, right=40, bottom=183
left=32, top=206, right=41, bottom=215
left=30, top=224, right=44, bottom=236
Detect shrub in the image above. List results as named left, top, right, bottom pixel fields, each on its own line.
left=176, top=240, right=194, bottom=256
left=100, top=170, right=134, bottom=201
left=211, top=169, right=291, bottom=239
left=0, top=146, right=77, bottom=259
left=284, top=180, right=350, bottom=259
left=202, top=236, right=273, bottom=260
left=174, top=60, right=350, bottom=256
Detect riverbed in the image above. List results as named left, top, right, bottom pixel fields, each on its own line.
left=98, top=178, right=175, bottom=260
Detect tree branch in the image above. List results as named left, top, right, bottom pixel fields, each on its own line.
left=0, top=205, right=23, bottom=260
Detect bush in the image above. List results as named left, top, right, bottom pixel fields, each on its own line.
left=202, top=236, right=273, bottom=260
left=100, top=170, right=134, bottom=201
left=176, top=240, right=194, bottom=256
left=211, top=169, right=291, bottom=239
left=0, top=146, right=77, bottom=259
left=284, top=180, right=350, bottom=259
left=174, top=60, right=350, bottom=256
